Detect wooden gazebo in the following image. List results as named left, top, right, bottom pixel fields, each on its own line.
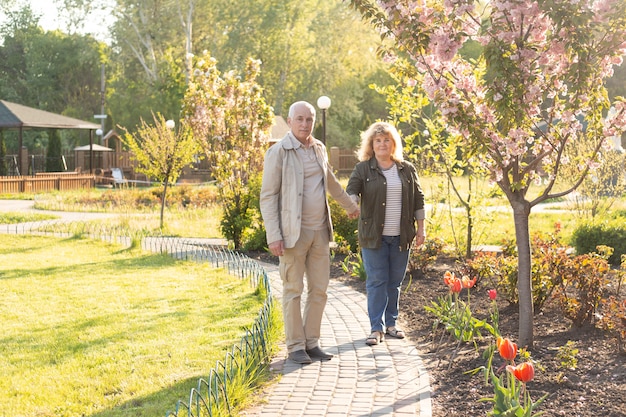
left=0, top=100, right=100, bottom=174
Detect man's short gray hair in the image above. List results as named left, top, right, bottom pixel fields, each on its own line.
left=288, top=101, right=316, bottom=118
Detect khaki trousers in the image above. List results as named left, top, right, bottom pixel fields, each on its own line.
left=280, top=228, right=330, bottom=353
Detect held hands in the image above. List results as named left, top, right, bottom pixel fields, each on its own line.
left=348, top=208, right=360, bottom=219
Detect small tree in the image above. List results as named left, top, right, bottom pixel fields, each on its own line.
left=565, top=145, right=626, bottom=219
left=182, top=52, right=274, bottom=250
left=120, top=113, right=200, bottom=229
left=46, top=129, right=64, bottom=172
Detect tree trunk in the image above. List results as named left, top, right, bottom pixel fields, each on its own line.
left=465, top=207, right=473, bottom=259
left=160, top=181, right=169, bottom=230
left=512, top=199, right=534, bottom=348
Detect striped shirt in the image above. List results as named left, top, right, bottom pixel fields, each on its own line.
left=381, top=164, right=402, bottom=236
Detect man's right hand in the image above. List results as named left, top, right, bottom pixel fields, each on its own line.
left=268, top=240, right=285, bottom=257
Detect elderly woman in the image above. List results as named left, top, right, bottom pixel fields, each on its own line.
left=346, top=121, right=426, bottom=346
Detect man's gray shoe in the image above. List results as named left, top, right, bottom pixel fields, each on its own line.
left=288, top=349, right=312, bottom=364
left=306, top=346, right=333, bottom=361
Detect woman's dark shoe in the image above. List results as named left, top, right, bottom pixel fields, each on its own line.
left=306, top=346, right=333, bottom=361
left=288, top=349, right=312, bottom=364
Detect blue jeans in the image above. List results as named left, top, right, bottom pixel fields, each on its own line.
left=361, top=236, right=410, bottom=333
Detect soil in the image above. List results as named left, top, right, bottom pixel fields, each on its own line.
left=245, top=251, right=626, bottom=417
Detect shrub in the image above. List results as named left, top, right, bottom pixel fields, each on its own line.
left=598, top=296, right=626, bottom=354
left=242, top=225, right=267, bottom=252
left=464, top=226, right=574, bottom=312
left=220, top=173, right=263, bottom=250
left=529, top=230, right=571, bottom=312
left=409, top=236, right=446, bottom=278
left=464, top=251, right=518, bottom=304
left=241, top=174, right=267, bottom=252
left=329, top=198, right=359, bottom=254
left=571, top=220, right=626, bottom=266
left=555, top=248, right=611, bottom=327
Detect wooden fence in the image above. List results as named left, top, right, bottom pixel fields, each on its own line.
left=0, top=147, right=358, bottom=194
left=0, top=173, right=95, bottom=194
left=329, top=147, right=358, bottom=177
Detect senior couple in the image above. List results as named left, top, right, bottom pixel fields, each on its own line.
left=260, top=100, right=426, bottom=364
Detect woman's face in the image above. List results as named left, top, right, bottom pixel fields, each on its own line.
left=372, top=133, right=394, bottom=160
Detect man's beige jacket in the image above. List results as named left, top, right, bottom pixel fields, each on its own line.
left=260, top=133, right=358, bottom=249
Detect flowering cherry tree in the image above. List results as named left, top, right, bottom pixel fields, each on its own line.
left=350, top=0, right=626, bottom=346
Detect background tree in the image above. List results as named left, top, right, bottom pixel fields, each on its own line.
left=60, top=0, right=388, bottom=146
left=120, top=112, right=199, bottom=229
left=350, top=0, right=626, bottom=347
left=103, top=0, right=194, bottom=131
left=564, top=144, right=626, bottom=219
left=182, top=53, right=273, bottom=250
left=0, top=3, right=106, bottom=153
left=3, top=0, right=624, bottom=152
left=45, top=129, right=64, bottom=172
left=0, top=131, right=7, bottom=176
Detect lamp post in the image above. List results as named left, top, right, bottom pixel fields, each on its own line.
left=94, top=129, right=103, bottom=173
left=317, top=95, right=331, bottom=144
left=94, top=115, right=106, bottom=145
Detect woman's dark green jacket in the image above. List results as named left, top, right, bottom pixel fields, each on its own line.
left=346, top=158, right=425, bottom=251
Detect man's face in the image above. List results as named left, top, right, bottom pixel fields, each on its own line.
left=288, top=104, right=315, bottom=143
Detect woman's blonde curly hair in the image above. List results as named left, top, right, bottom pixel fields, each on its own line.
left=356, top=121, right=404, bottom=162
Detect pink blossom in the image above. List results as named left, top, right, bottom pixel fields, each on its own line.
left=372, top=0, right=626, bottom=191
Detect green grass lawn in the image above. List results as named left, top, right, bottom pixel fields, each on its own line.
left=30, top=187, right=224, bottom=238
left=0, top=212, right=58, bottom=223
left=0, top=234, right=264, bottom=417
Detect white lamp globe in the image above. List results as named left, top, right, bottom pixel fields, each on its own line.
left=317, top=96, right=331, bottom=110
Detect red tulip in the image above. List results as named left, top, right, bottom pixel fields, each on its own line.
left=488, top=289, right=497, bottom=300
left=461, top=275, right=477, bottom=289
left=450, top=278, right=462, bottom=293
left=507, top=362, right=535, bottom=383
left=443, top=271, right=462, bottom=293
left=497, top=337, right=517, bottom=361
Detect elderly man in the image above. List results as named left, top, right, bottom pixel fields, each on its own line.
left=260, top=101, right=359, bottom=364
